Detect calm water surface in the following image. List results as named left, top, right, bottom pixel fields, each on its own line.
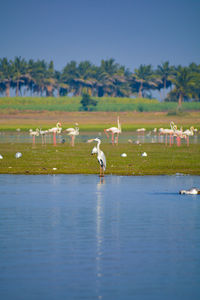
left=0, top=175, right=200, bottom=300
left=0, top=131, right=199, bottom=145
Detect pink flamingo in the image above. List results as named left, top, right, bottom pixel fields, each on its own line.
left=65, top=124, right=79, bottom=147
left=29, top=128, right=39, bottom=145
left=39, top=128, right=48, bottom=144
left=183, top=126, right=194, bottom=146
left=104, top=116, right=121, bottom=145
left=173, top=125, right=186, bottom=147
left=159, top=121, right=175, bottom=146
left=48, top=122, right=62, bottom=146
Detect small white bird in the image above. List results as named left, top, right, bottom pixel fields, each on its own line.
left=15, top=152, right=22, bottom=158
left=121, top=153, right=127, bottom=157
left=0, top=154, right=3, bottom=159
left=142, top=152, right=147, bottom=157
left=179, top=188, right=200, bottom=195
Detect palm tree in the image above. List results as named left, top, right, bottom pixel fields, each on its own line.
left=156, top=61, right=173, bottom=100
left=99, top=58, right=121, bottom=96
left=44, top=61, right=56, bottom=96
left=133, top=64, right=156, bottom=98
left=61, top=61, right=79, bottom=95
left=0, top=57, right=13, bottom=97
left=12, top=56, right=27, bottom=96
left=31, top=59, right=48, bottom=96
left=171, top=66, right=196, bottom=106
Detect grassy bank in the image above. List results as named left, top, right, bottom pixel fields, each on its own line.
left=0, top=111, right=200, bottom=131
left=1, top=96, right=200, bottom=112
left=0, top=143, right=199, bottom=175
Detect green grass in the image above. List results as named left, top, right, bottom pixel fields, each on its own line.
left=0, top=143, right=199, bottom=175
left=1, top=96, right=200, bottom=112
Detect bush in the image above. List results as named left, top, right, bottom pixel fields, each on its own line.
left=79, top=93, right=98, bottom=111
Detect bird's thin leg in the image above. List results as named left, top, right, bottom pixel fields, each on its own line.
left=111, top=133, right=114, bottom=145
left=71, top=136, right=74, bottom=147
left=33, top=136, right=35, bottom=145
left=102, top=167, right=104, bottom=177
left=100, top=165, right=102, bottom=177
left=104, top=129, right=109, bottom=138
left=116, top=133, right=119, bottom=145
left=187, top=136, right=189, bottom=146
left=53, top=132, right=56, bottom=146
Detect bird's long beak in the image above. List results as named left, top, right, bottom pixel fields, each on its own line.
left=87, top=139, right=94, bottom=143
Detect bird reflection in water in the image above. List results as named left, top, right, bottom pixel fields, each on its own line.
left=96, top=176, right=105, bottom=299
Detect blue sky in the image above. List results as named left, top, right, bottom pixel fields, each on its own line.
left=0, top=0, right=199, bottom=71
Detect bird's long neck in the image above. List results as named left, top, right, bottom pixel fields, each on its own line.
left=117, top=117, right=121, bottom=131
left=96, top=140, right=101, bottom=154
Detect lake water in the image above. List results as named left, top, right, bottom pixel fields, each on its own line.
left=0, top=174, right=200, bottom=300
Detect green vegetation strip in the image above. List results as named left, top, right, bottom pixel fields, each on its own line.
left=0, top=143, right=199, bottom=175
left=1, top=96, right=200, bottom=112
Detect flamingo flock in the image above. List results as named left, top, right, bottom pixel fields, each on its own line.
left=27, top=118, right=198, bottom=149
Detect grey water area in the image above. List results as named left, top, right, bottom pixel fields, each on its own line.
left=0, top=174, right=200, bottom=300
left=0, top=131, right=200, bottom=144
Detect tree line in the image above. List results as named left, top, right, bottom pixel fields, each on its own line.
left=0, top=57, right=200, bottom=105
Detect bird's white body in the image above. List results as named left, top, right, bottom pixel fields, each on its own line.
left=91, top=146, right=98, bottom=155
left=48, top=122, right=62, bottom=133
left=29, top=128, right=39, bottom=136
left=0, top=154, right=3, bottom=159
left=66, top=127, right=79, bottom=136
left=15, top=152, right=22, bottom=158
left=183, top=127, right=194, bottom=136
left=179, top=188, right=200, bottom=195
left=142, top=152, right=147, bottom=157
left=121, top=153, right=127, bottom=157
left=39, top=129, right=48, bottom=135
left=136, top=128, right=146, bottom=132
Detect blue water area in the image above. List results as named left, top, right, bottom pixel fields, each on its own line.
left=0, top=174, right=200, bottom=300
left=0, top=130, right=200, bottom=145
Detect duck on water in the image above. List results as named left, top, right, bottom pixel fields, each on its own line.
left=179, top=188, right=200, bottom=195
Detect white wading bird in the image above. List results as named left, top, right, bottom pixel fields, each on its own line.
left=65, top=124, right=79, bottom=147
left=88, top=138, right=106, bottom=177
left=104, top=116, right=121, bottom=145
